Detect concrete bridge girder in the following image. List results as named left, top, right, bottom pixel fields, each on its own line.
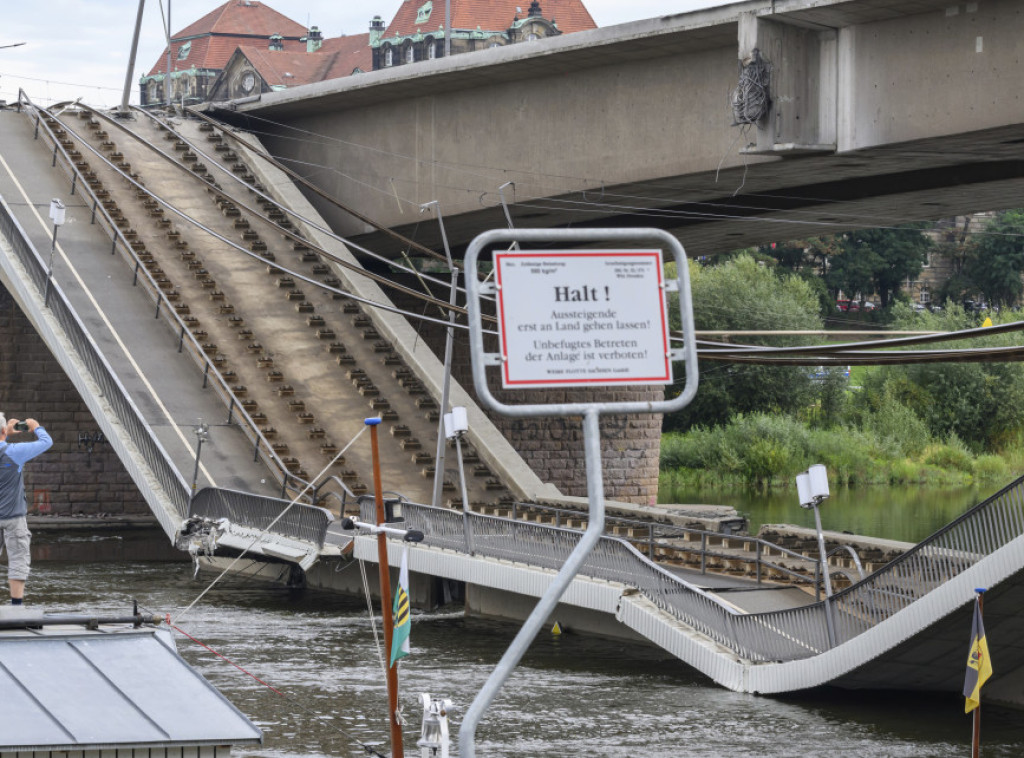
left=220, top=0, right=1024, bottom=259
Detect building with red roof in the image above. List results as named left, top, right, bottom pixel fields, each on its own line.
left=209, top=31, right=372, bottom=102
left=140, top=0, right=308, bottom=105
left=371, top=0, right=597, bottom=70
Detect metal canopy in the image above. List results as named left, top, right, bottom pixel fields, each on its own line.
left=0, top=624, right=262, bottom=752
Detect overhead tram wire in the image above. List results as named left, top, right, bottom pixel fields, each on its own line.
left=38, top=102, right=484, bottom=334
left=187, top=106, right=449, bottom=264
left=676, top=320, right=1024, bottom=365
left=139, top=107, right=475, bottom=300
left=143, top=105, right=503, bottom=322
left=59, top=102, right=486, bottom=328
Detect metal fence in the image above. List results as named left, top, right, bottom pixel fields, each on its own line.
left=362, top=474, right=1024, bottom=661
left=21, top=95, right=313, bottom=503
left=0, top=192, right=191, bottom=519
left=190, top=488, right=334, bottom=547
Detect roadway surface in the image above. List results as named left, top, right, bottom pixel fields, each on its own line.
left=0, top=108, right=281, bottom=500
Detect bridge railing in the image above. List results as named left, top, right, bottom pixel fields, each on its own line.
left=361, top=474, right=1024, bottom=661
left=359, top=499, right=791, bottom=660
left=190, top=487, right=334, bottom=547
left=732, top=471, right=1024, bottom=656
left=21, top=95, right=314, bottom=505
left=0, top=189, right=191, bottom=521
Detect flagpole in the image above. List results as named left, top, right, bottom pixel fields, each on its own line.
left=972, top=589, right=984, bottom=758
left=367, top=417, right=404, bottom=757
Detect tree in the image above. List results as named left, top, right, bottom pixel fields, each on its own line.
left=964, top=210, right=1024, bottom=307
left=664, top=255, right=823, bottom=431
left=826, top=225, right=933, bottom=307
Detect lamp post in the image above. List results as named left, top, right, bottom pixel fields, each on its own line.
left=43, top=198, right=65, bottom=305
left=444, top=406, right=471, bottom=551
left=796, top=463, right=836, bottom=647
left=189, top=418, right=209, bottom=496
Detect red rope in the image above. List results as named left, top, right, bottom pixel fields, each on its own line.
left=166, top=614, right=284, bottom=696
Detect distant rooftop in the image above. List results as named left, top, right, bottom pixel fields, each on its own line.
left=0, top=614, right=262, bottom=753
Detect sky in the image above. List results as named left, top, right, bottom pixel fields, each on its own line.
left=0, top=0, right=735, bottom=108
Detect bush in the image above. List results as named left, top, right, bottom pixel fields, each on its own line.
left=974, top=455, right=1008, bottom=481
left=923, top=438, right=975, bottom=474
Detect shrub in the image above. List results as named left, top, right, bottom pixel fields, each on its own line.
left=974, top=455, right=1009, bottom=481
left=923, top=439, right=975, bottom=474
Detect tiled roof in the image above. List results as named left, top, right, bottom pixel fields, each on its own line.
left=177, top=1, right=307, bottom=39
left=146, top=1, right=307, bottom=76
left=383, top=0, right=596, bottom=39
left=237, top=34, right=371, bottom=88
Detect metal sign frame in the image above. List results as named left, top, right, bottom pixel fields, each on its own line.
left=465, top=228, right=698, bottom=417
left=459, top=228, right=699, bottom=757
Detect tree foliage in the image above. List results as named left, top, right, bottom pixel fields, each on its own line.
left=665, top=255, right=823, bottom=431
left=826, top=225, right=933, bottom=307
left=963, top=210, right=1024, bottom=307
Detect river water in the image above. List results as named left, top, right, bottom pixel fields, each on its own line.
left=660, top=484, right=987, bottom=543
left=23, top=533, right=1024, bottom=758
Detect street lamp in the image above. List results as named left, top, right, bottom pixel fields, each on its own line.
left=796, top=463, right=836, bottom=646
left=189, top=418, right=210, bottom=496
left=43, top=198, right=65, bottom=305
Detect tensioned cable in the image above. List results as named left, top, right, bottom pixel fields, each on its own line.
left=41, top=105, right=487, bottom=334
left=144, top=107, right=454, bottom=282
left=187, top=106, right=448, bottom=264
left=221, top=110, right=1024, bottom=239
left=69, top=104, right=464, bottom=318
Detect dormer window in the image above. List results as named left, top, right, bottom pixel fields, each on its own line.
left=405, top=45, right=415, bottom=63
left=177, top=41, right=191, bottom=60
left=427, top=39, right=436, bottom=59
left=416, top=1, right=433, bottom=24
left=384, top=47, right=393, bottom=66
left=526, top=33, right=539, bottom=41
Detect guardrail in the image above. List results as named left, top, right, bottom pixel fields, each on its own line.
left=0, top=158, right=190, bottom=519
left=21, top=94, right=312, bottom=503
left=190, top=487, right=334, bottom=547
left=360, top=473, right=1024, bottom=661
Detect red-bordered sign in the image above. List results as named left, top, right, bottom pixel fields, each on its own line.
left=494, top=250, right=672, bottom=388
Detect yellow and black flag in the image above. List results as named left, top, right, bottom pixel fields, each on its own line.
left=964, top=595, right=993, bottom=713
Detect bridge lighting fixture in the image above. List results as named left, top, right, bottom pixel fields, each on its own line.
left=43, top=198, right=66, bottom=305
left=443, top=406, right=468, bottom=440
left=796, top=463, right=836, bottom=646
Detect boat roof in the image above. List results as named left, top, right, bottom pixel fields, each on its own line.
left=0, top=611, right=262, bottom=752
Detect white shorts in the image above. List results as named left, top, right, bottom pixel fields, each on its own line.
left=0, top=516, right=31, bottom=581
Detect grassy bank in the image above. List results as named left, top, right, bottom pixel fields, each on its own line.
left=660, top=412, right=1024, bottom=491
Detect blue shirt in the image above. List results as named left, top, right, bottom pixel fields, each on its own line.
left=0, top=427, right=52, bottom=519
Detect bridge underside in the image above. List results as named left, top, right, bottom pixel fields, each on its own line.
left=217, top=0, right=1024, bottom=259
left=350, top=124, right=1024, bottom=259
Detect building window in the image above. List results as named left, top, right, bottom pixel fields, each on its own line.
left=384, top=47, right=393, bottom=66
left=427, top=38, right=435, bottom=59
left=405, top=45, right=415, bottom=63
left=489, top=42, right=501, bottom=48
left=177, top=41, right=191, bottom=60
left=921, top=290, right=931, bottom=304
left=526, top=33, right=539, bottom=41
left=415, top=1, right=433, bottom=24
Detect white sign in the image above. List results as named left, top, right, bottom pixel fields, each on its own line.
left=494, top=250, right=673, bottom=388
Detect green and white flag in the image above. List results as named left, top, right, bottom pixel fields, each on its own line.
left=390, top=544, right=411, bottom=667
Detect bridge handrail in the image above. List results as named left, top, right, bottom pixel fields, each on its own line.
left=361, top=473, right=1024, bottom=661
left=190, top=487, right=334, bottom=547
left=502, top=500, right=826, bottom=588
left=0, top=170, right=190, bottom=519
left=21, top=96, right=312, bottom=502
left=731, top=471, right=1024, bottom=657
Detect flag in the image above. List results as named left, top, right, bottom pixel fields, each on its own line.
left=964, top=596, right=992, bottom=713
left=390, top=545, right=411, bottom=667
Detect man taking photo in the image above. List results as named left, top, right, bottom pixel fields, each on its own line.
left=0, top=415, right=52, bottom=605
